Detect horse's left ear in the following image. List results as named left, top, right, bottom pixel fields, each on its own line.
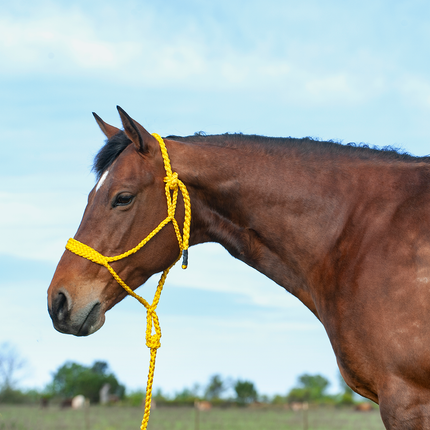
left=92, top=112, right=121, bottom=139
left=117, top=106, right=155, bottom=154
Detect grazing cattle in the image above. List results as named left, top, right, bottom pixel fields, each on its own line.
left=61, top=398, right=73, bottom=408
left=109, top=394, right=120, bottom=404
left=195, top=400, right=212, bottom=411
left=291, top=402, right=309, bottom=411
left=40, top=396, right=49, bottom=408
left=72, top=395, right=86, bottom=409
left=355, top=402, right=373, bottom=412
left=249, top=401, right=265, bottom=409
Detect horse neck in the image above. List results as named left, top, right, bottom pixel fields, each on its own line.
left=165, top=138, right=404, bottom=312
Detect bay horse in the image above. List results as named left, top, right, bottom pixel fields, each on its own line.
left=48, top=107, right=430, bottom=429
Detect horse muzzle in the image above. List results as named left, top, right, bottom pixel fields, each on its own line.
left=48, top=288, right=105, bottom=336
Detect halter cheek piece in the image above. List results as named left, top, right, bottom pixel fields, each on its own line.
left=65, top=133, right=191, bottom=430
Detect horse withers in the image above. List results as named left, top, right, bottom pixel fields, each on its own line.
left=48, top=107, right=430, bottom=429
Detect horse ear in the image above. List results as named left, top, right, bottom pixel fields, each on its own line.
left=92, top=112, right=121, bottom=139
left=116, top=106, right=155, bottom=154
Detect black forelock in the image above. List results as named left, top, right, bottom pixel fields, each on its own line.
left=93, top=131, right=132, bottom=180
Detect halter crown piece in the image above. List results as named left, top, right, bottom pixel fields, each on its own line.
left=66, top=133, right=191, bottom=430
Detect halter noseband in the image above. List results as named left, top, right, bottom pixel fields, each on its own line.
left=65, top=133, right=191, bottom=430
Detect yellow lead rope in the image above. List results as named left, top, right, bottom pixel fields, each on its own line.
left=66, top=133, right=191, bottom=430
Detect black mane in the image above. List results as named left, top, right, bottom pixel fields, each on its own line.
left=93, top=131, right=429, bottom=179
left=167, top=132, right=429, bottom=163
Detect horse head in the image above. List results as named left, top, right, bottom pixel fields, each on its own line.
left=47, top=107, right=185, bottom=336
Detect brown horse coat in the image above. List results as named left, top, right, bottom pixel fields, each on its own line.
left=48, top=108, right=430, bottom=429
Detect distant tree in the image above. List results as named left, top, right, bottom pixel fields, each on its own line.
left=0, top=388, right=27, bottom=404
left=0, top=343, right=31, bottom=404
left=287, top=373, right=330, bottom=403
left=299, top=374, right=329, bottom=396
left=0, top=342, right=26, bottom=391
left=153, top=387, right=168, bottom=402
left=92, top=361, right=108, bottom=375
left=174, top=388, right=198, bottom=403
left=204, top=374, right=225, bottom=400
left=50, top=361, right=125, bottom=403
left=191, top=383, right=201, bottom=398
left=234, top=380, right=258, bottom=405
left=286, top=386, right=306, bottom=403
left=338, top=372, right=355, bottom=405
left=125, top=390, right=145, bottom=407
left=271, top=394, right=287, bottom=405
left=259, top=394, right=270, bottom=404
left=173, top=383, right=201, bottom=404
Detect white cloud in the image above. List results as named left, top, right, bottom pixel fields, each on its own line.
left=0, top=4, right=140, bottom=75
left=69, top=39, right=117, bottom=69
left=305, top=74, right=361, bottom=104
left=3, top=0, right=427, bottom=109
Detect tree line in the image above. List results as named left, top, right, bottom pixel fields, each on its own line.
left=145, top=373, right=356, bottom=407
left=0, top=342, right=359, bottom=406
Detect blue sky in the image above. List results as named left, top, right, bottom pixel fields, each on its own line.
left=1, top=0, right=430, bottom=398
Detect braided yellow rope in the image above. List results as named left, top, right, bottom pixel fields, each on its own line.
left=66, top=133, right=191, bottom=430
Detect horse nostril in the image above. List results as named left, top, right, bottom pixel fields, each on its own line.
left=52, top=292, right=69, bottom=322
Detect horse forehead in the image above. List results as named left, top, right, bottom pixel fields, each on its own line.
left=95, top=170, right=109, bottom=193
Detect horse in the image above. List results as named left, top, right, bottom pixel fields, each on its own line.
left=48, top=106, right=430, bottom=429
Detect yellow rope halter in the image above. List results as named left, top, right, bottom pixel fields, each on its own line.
left=65, top=133, right=191, bottom=430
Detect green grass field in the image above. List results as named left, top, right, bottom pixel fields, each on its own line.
left=0, top=405, right=385, bottom=430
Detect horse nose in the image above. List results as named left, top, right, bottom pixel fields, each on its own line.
left=49, top=290, right=70, bottom=323
left=48, top=288, right=105, bottom=336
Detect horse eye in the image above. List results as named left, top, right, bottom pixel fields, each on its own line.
left=113, top=194, right=134, bottom=207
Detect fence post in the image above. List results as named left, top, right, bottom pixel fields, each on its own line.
left=84, top=399, right=90, bottom=430
left=195, top=404, right=200, bottom=430
left=302, top=402, right=309, bottom=430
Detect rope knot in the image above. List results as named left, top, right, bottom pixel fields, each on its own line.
left=146, top=334, right=161, bottom=349
left=164, top=172, right=178, bottom=190
left=146, top=306, right=161, bottom=350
